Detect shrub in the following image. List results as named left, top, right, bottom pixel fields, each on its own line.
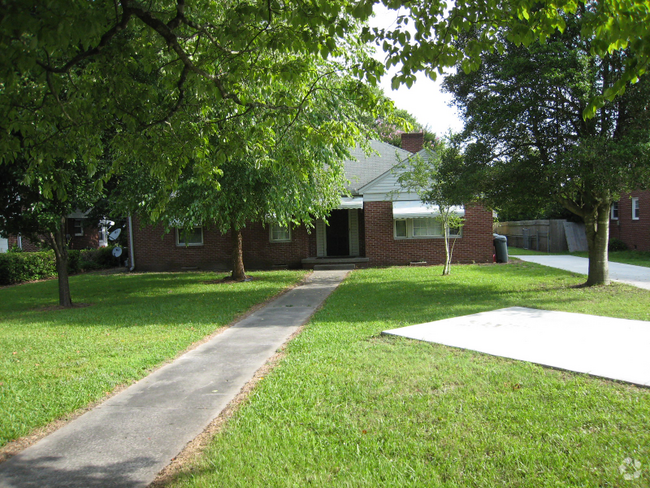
left=0, top=245, right=127, bottom=286
left=80, top=245, right=127, bottom=270
left=67, top=250, right=82, bottom=274
left=608, top=238, right=628, bottom=252
left=0, top=251, right=56, bottom=286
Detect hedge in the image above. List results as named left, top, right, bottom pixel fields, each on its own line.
left=0, top=247, right=126, bottom=286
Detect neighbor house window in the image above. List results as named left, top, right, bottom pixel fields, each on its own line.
left=73, top=219, right=83, bottom=236
left=394, top=218, right=461, bottom=239
left=632, top=198, right=640, bottom=220
left=270, top=224, right=291, bottom=243
left=611, top=201, right=619, bottom=220
left=176, top=227, right=203, bottom=246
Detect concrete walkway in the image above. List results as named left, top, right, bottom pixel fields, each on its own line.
left=0, top=270, right=349, bottom=488
left=511, top=254, right=650, bottom=290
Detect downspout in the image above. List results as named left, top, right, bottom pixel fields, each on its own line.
left=128, top=215, right=136, bottom=271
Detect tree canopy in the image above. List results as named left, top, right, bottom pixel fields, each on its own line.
left=443, top=15, right=650, bottom=285
left=372, top=0, right=650, bottom=118
left=2, top=1, right=648, bottom=193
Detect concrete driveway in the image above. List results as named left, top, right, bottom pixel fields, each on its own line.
left=511, top=254, right=650, bottom=290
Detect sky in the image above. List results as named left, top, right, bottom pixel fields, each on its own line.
left=368, top=6, right=464, bottom=137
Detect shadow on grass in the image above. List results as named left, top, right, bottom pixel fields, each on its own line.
left=0, top=271, right=304, bottom=330
left=315, top=262, right=640, bottom=328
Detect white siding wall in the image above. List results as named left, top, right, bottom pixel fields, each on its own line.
left=316, top=220, right=326, bottom=257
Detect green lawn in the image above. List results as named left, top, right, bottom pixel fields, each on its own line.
left=167, top=264, right=650, bottom=487
left=509, top=246, right=650, bottom=267
left=0, top=270, right=307, bottom=448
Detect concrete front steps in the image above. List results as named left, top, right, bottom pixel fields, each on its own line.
left=301, top=257, right=369, bottom=270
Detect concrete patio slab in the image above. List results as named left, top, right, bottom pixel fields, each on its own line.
left=384, top=307, right=650, bottom=387
left=0, top=270, right=349, bottom=488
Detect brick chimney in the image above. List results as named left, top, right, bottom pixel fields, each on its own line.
left=401, top=132, right=425, bottom=153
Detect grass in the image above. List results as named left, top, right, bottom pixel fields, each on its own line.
left=0, top=270, right=307, bottom=448
left=166, top=263, right=650, bottom=488
left=509, top=246, right=650, bottom=267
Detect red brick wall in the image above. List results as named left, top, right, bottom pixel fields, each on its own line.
left=132, top=203, right=494, bottom=271
left=609, top=191, right=650, bottom=251
left=364, top=202, right=494, bottom=266
left=131, top=217, right=313, bottom=272
left=66, top=219, right=100, bottom=250
left=7, top=235, right=41, bottom=252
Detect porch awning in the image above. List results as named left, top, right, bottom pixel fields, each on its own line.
left=339, top=197, right=364, bottom=209
left=392, top=201, right=464, bottom=219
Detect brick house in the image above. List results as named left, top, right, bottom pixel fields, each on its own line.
left=128, top=133, right=494, bottom=271
left=0, top=211, right=105, bottom=253
left=609, top=191, right=650, bottom=251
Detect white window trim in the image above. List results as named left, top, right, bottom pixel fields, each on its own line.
left=610, top=201, right=619, bottom=220
left=394, top=218, right=462, bottom=239
left=73, top=219, right=84, bottom=237
left=175, top=227, right=203, bottom=246
left=270, top=224, right=292, bottom=243
left=632, top=197, right=640, bottom=221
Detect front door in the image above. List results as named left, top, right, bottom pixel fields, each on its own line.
left=326, top=210, right=349, bottom=257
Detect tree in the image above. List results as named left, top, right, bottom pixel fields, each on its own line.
left=112, top=66, right=379, bottom=280
left=0, top=158, right=106, bottom=306
left=0, top=1, right=386, bottom=196
left=159, top=145, right=346, bottom=281
left=395, top=138, right=469, bottom=275
left=443, top=17, right=650, bottom=285
left=0, top=0, right=385, bottom=294
left=372, top=0, right=650, bottom=116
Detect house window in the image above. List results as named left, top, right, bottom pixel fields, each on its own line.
left=176, top=227, right=203, bottom=246
left=395, top=220, right=407, bottom=238
left=611, top=201, right=619, bottom=220
left=394, top=218, right=461, bottom=239
left=413, top=218, right=441, bottom=237
left=632, top=198, right=640, bottom=220
left=270, top=224, right=291, bottom=243
left=73, top=219, right=83, bottom=236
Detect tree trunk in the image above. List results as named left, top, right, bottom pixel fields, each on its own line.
left=51, top=217, right=73, bottom=307
left=442, top=225, right=451, bottom=276
left=584, top=202, right=610, bottom=286
left=230, top=225, right=247, bottom=281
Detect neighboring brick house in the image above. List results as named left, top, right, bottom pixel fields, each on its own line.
left=129, top=133, right=494, bottom=271
left=610, top=191, right=650, bottom=251
left=0, top=211, right=103, bottom=253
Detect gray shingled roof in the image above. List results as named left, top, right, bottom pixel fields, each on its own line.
left=343, top=140, right=412, bottom=195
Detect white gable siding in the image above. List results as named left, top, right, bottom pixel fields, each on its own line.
left=359, top=164, right=421, bottom=202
